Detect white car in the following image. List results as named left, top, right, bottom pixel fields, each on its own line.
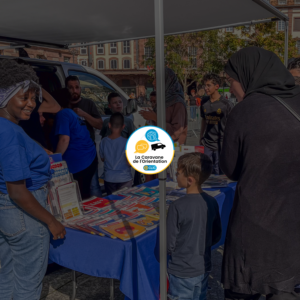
left=0, top=56, right=145, bottom=185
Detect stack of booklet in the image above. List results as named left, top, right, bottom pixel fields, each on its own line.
left=61, top=186, right=186, bottom=241
left=47, top=153, right=227, bottom=241
left=47, top=154, right=83, bottom=222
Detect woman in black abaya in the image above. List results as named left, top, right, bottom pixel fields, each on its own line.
left=221, top=47, right=300, bottom=300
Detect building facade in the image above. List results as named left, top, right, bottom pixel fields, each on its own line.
left=77, top=39, right=154, bottom=101
left=269, top=0, right=300, bottom=53
left=0, top=42, right=78, bottom=63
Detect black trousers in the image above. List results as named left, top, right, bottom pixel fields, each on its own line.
left=73, top=156, right=97, bottom=200
left=225, top=289, right=300, bottom=300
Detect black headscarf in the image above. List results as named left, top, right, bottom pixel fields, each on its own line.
left=225, top=47, right=300, bottom=99
left=165, top=67, right=186, bottom=108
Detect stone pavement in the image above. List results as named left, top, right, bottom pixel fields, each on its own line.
left=42, top=246, right=225, bottom=300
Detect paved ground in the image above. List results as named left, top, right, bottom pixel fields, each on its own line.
left=42, top=246, right=225, bottom=300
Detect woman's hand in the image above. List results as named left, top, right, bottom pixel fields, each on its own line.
left=139, top=108, right=157, bottom=123
left=7, top=180, right=66, bottom=240
left=43, top=148, right=53, bottom=155
left=48, top=218, right=66, bottom=240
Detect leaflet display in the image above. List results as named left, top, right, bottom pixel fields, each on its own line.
left=47, top=157, right=83, bottom=221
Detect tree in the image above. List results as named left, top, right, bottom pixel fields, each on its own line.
left=223, top=22, right=297, bottom=62
left=144, top=30, right=227, bottom=93
left=143, top=21, right=297, bottom=92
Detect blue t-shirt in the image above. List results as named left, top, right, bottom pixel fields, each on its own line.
left=52, top=109, right=96, bottom=174
left=99, top=136, right=132, bottom=183
left=0, top=118, right=51, bottom=194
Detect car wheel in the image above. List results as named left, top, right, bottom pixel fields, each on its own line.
left=134, top=170, right=146, bottom=186
left=140, top=173, right=146, bottom=184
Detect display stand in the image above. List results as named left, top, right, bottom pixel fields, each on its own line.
left=70, top=271, right=115, bottom=300
left=47, top=160, right=83, bottom=223
left=71, top=270, right=77, bottom=300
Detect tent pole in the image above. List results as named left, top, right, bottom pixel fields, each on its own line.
left=284, top=20, right=289, bottom=67
left=154, top=0, right=167, bottom=299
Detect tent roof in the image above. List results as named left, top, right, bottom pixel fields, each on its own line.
left=0, top=0, right=287, bottom=48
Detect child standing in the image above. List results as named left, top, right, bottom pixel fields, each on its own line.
left=200, top=73, right=233, bottom=174
left=99, top=112, right=133, bottom=195
left=167, top=152, right=222, bottom=300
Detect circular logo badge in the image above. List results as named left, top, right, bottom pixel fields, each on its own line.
left=126, top=126, right=175, bottom=175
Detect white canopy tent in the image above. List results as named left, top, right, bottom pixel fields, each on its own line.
left=0, top=1, right=289, bottom=299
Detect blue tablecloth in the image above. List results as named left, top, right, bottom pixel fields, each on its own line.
left=49, top=180, right=236, bottom=300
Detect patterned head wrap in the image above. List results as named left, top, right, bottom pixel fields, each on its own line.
left=0, top=80, right=42, bottom=108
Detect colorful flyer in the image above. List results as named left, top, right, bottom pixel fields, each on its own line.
left=130, top=215, right=159, bottom=230
left=56, top=182, right=82, bottom=221
left=81, top=197, right=116, bottom=210
left=101, top=220, right=146, bottom=241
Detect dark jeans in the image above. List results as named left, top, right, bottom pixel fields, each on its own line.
left=73, top=156, right=98, bottom=200
left=204, top=147, right=220, bottom=175
left=104, top=180, right=133, bottom=196
left=225, top=289, right=300, bottom=300
left=168, top=273, right=206, bottom=300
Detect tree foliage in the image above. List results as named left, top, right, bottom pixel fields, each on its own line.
left=143, top=21, right=297, bottom=92
left=224, top=22, right=297, bottom=62
left=144, top=30, right=227, bottom=93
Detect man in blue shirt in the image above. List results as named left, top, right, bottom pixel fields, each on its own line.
left=52, top=108, right=97, bottom=199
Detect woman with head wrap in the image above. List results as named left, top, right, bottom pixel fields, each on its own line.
left=221, top=47, right=300, bottom=300
left=139, top=67, right=188, bottom=145
left=0, top=59, right=66, bottom=300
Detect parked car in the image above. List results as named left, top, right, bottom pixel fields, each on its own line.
left=0, top=55, right=145, bottom=185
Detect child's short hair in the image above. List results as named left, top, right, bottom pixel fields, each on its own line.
left=109, top=112, right=124, bottom=129
left=177, top=153, right=212, bottom=189
left=108, top=92, right=121, bottom=103
left=288, top=57, right=300, bottom=70
left=202, top=73, right=221, bottom=86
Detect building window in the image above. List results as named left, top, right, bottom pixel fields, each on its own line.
left=123, top=59, right=130, bottom=69
left=278, top=20, right=285, bottom=31
left=188, top=47, right=197, bottom=68
left=110, top=43, right=117, bottom=54
left=64, top=57, right=70, bottom=63
left=80, top=43, right=87, bottom=55
left=188, top=47, right=197, bottom=56
left=81, top=60, right=87, bottom=66
left=123, top=41, right=130, bottom=54
left=278, top=0, right=287, bottom=4
left=97, top=44, right=104, bottom=54
left=294, top=18, right=300, bottom=31
left=110, top=59, right=117, bottom=69
left=144, top=47, right=153, bottom=59
left=226, top=27, right=234, bottom=32
left=36, top=55, right=46, bottom=60
left=244, top=25, right=250, bottom=32
left=297, top=40, right=300, bottom=54
left=98, top=60, right=105, bottom=69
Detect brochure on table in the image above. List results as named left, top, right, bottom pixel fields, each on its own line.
left=47, top=154, right=82, bottom=222
left=46, top=150, right=232, bottom=241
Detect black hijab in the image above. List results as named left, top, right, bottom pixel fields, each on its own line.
left=165, top=67, right=186, bottom=108
left=225, top=47, right=300, bottom=99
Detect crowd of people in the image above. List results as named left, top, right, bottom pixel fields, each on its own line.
left=0, top=46, right=300, bottom=300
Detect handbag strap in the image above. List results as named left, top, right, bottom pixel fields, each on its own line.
left=272, top=95, right=300, bottom=122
